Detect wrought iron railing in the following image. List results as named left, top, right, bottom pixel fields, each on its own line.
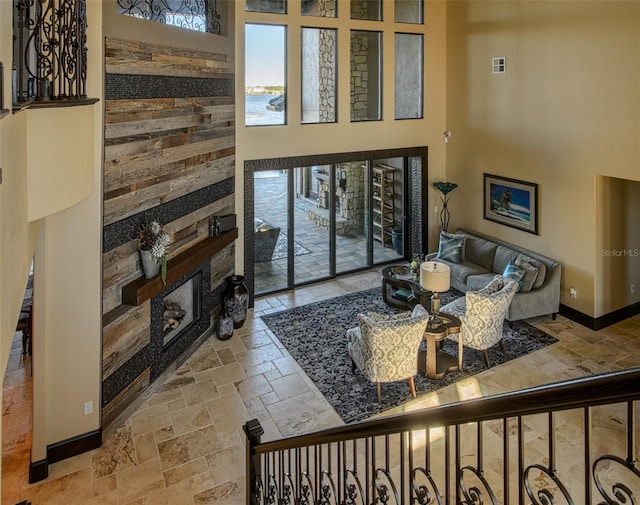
left=244, top=368, right=640, bottom=504
left=12, top=0, right=88, bottom=106
left=117, top=0, right=222, bottom=35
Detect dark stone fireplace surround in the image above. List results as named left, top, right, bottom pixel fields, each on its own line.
left=104, top=263, right=219, bottom=405
left=101, top=179, right=233, bottom=409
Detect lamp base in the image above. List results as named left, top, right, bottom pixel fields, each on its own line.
left=429, top=292, right=442, bottom=326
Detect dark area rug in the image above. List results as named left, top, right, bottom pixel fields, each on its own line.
left=261, top=287, right=558, bottom=423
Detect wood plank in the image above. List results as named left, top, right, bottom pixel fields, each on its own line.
left=104, top=132, right=190, bottom=159
left=105, top=98, right=176, bottom=117
left=105, top=113, right=211, bottom=140
left=168, top=197, right=235, bottom=258
left=102, top=303, right=151, bottom=379
left=210, top=245, right=235, bottom=291
left=122, top=229, right=238, bottom=306
left=103, top=155, right=233, bottom=225
left=106, top=37, right=231, bottom=64
left=106, top=138, right=234, bottom=195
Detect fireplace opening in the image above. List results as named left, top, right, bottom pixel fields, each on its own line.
left=162, top=273, right=201, bottom=346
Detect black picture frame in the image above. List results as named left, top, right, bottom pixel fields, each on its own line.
left=483, top=173, right=538, bottom=234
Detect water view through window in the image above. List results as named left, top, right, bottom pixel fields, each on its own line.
left=245, top=23, right=286, bottom=126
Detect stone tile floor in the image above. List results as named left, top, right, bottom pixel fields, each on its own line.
left=3, top=269, right=640, bottom=504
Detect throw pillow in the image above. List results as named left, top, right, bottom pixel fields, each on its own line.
left=436, top=232, right=465, bottom=263
left=503, top=261, right=526, bottom=292
left=515, top=255, right=538, bottom=292
left=520, top=255, right=547, bottom=290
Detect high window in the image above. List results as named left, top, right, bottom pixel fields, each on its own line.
left=245, top=23, right=286, bottom=126
left=301, top=27, right=337, bottom=124
left=243, top=0, right=425, bottom=126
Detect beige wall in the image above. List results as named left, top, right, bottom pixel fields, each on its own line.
left=0, top=0, right=41, bottom=481
left=446, top=0, right=640, bottom=317
left=596, top=176, right=640, bottom=316
left=235, top=0, right=449, bottom=269
left=0, top=2, right=36, bottom=380
left=26, top=107, right=95, bottom=222
left=0, top=0, right=103, bottom=478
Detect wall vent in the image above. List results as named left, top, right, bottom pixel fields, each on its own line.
left=492, top=57, right=506, bottom=74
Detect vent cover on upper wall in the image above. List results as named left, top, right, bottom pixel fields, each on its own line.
left=492, top=57, right=506, bottom=74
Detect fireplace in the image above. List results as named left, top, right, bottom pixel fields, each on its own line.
left=162, top=273, right=201, bottom=346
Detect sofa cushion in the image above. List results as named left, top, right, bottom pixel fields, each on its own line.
left=466, top=273, right=498, bottom=291
left=464, top=236, right=498, bottom=271
left=515, top=255, right=539, bottom=292
left=436, top=232, right=465, bottom=263
left=503, top=260, right=526, bottom=291
left=440, top=259, right=489, bottom=284
left=492, top=245, right=520, bottom=275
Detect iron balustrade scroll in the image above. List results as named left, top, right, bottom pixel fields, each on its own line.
left=117, top=0, right=222, bottom=35
left=244, top=368, right=640, bottom=505
left=13, top=0, right=88, bottom=105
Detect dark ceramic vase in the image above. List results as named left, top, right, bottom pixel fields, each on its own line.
left=222, top=275, right=249, bottom=329
left=217, top=310, right=234, bottom=340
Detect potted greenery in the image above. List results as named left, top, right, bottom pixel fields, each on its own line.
left=137, top=220, right=170, bottom=284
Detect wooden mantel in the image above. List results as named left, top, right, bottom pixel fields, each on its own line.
left=122, top=228, right=238, bottom=306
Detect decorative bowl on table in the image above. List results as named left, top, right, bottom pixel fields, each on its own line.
left=391, top=265, right=414, bottom=281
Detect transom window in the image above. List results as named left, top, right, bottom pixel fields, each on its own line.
left=243, top=0, right=425, bottom=126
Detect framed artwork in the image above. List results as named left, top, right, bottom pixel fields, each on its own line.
left=483, top=173, right=538, bottom=234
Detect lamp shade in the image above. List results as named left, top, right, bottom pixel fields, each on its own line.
left=420, top=261, right=450, bottom=293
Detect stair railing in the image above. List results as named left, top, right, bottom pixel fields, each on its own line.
left=244, top=367, right=640, bottom=505
left=12, top=0, right=90, bottom=107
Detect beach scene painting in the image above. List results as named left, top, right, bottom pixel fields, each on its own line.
left=484, top=174, right=538, bottom=234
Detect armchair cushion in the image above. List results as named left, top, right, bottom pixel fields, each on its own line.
left=347, top=305, right=429, bottom=383
left=442, top=275, right=518, bottom=352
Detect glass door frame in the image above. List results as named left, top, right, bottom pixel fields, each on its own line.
left=245, top=146, right=428, bottom=306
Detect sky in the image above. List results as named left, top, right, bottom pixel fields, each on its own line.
left=245, top=24, right=286, bottom=87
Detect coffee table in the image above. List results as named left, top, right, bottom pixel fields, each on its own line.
left=417, top=313, right=462, bottom=379
left=381, top=265, right=431, bottom=311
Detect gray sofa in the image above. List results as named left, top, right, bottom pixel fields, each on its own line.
left=427, top=228, right=561, bottom=323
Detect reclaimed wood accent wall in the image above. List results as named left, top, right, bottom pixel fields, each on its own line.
left=102, top=38, right=235, bottom=428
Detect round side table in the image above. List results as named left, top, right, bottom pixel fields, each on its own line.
left=418, top=313, right=462, bottom=379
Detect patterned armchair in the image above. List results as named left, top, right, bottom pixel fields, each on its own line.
left=346, top=304, right=429, bottom=403
left=440, top=275, right=518, bottom=368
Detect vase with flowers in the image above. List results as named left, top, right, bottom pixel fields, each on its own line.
left=137, top=220, right=170, bottom=284
left=432, top=181, right=458, bottom=232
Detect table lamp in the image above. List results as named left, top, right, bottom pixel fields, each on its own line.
left=420, top=261, right=451, bottom=325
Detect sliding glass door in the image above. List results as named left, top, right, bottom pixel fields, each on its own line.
left=253, top=170, right=289, bottom=294
left=295, top=165, right=331, bottom=285
left=249, top=148, right=426, bottom=299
